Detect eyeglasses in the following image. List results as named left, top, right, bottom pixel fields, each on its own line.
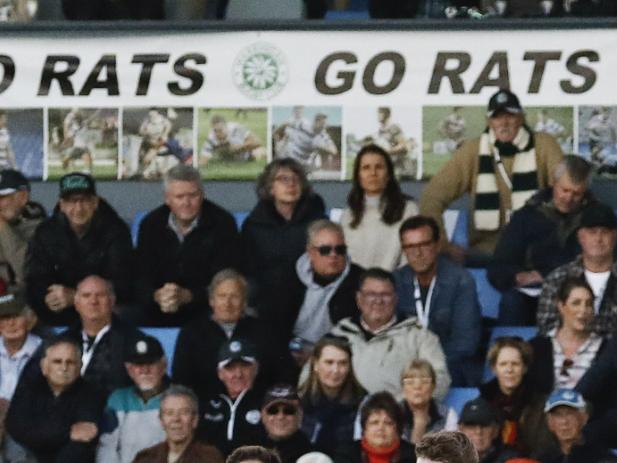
left=265, top=404, right=298, bottom=416
left=560, top=358, right=574, bottom=377
left=274, top=174, right=299, bottom=185
left=313, top=245, right=347, bottom=256
left=401, top=240, right=435, bottom=252
left=402, top=376, right=433, bottom=386
left=360, top=291, right=395, bottom=303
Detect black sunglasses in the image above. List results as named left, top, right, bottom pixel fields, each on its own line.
left=265, top=404, right=297, bottom=416
left=314, top=245, right=347, bottom=256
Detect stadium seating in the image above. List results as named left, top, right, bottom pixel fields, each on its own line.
left=131, top=211, right=148, bottom=246
left=141, top=327, right=180, bottom=375
left=443, top=387, right=480, bottom=416
left=469, top=268, right=501, bottom=320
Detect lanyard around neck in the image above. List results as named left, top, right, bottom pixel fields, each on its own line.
left=413, top=276, right=436, bottom=329
left=80, top=325, right=110, bottom=375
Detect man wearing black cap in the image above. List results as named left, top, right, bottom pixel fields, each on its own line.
left=458, top=397, right=519, bottom=463
left=537, top=203, right=617, bottom=336
left=97, top=335, right=169, bottom=463
left=199, top=338, right=265, bottom=456
left=420, top=88, right=563, bottom=264
left=259, top=384, right=312, bottom=463
left=25, top=172, right=134, bottom=325
left=0, top=169, right=45, bottom=294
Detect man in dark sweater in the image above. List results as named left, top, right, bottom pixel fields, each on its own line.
left=6, top=337, right=106, bottom=463
left=136, top=164, right=241, bottom=326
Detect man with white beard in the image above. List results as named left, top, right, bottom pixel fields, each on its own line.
left=96, top=335, right=169, bottom=463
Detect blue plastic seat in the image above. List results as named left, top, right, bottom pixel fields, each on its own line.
left=131, top=211, right=148, bottom=246
left=233, top=211, right=249, bottom=230
left=468, top=268, right=501, bottom=320
left=482, top=326, right=539, bottom=381
left=140, top=327, right=180, bottom=375
left=443, top=387, right=480, bottom=416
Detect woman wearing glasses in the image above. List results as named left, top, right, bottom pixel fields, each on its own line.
left=341, top=144, right=418, bottom=271
left=479, top=337, right=551, bottom=455
left=528, top=277, right=606, bottom=394
left=298, top=336, right=366, bottom=458
left=241, top=157, right=325, bottom=308
left=400, top=360, right=446, bottom=444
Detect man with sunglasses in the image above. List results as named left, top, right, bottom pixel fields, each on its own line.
left=259, top=384, right=312, bottom=463
left=394, top=215, right=481, bottom=386
left=265, top=219, right=362, bottom=368
left=330, top=267, right=450, bottom=399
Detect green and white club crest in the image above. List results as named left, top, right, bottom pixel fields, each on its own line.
left=233, top=42, right=288, bottom=100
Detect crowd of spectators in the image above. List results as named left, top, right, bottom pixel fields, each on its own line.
left=2, top=0, right=617, bottom=22
left=0, top=84, right=616, bottom=463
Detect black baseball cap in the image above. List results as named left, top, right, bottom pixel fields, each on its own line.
left=487, top=89, right=523, bottom=118
left=459, top=398, right=500, bottom=426
left=0, top=293, right=28, bottom=317
left=59, top=173, right=96, bottom=198
left=0, top=169, right=29, bottom=196
left=580, top=203, right=617, bottom=230
left=262, top=384, right=300, bottom=408
left=217, top=339, right=257, bottom=369
left=124, top=336, right=165, bottom=364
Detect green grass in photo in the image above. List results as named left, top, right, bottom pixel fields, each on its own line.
left=198, top=108, right=268, bottom=180
left=422, top=106, right=484, bottom=179
left=47, top=162, right=117, bottom=181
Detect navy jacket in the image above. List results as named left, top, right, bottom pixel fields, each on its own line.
left=488, top=188, right=595, bottom=292
left=394, top=256, right=481, bottom=362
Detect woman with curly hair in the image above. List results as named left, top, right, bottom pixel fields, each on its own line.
left=241, top=157, right=325, bottom=307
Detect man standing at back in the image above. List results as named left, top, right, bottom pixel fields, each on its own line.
left=420, top=88, right=562, bottom=265
left=136, top=165, right=240, bottom=326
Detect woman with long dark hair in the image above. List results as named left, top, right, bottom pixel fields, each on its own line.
left=341, top=144, right=417, bottom=271
left=528, top=276, right=605, bottom=394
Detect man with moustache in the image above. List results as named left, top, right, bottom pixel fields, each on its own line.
left=96, top=335, right=169, bottom=463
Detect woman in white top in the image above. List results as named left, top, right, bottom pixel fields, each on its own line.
left=341, top=144, right=418, bottom=271
left=528, top=276, right=605, bottom=394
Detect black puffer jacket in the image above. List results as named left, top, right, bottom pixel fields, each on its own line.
left=240, top=193, right=325, bottom=307
left=25, top=198, right=134, bottom=326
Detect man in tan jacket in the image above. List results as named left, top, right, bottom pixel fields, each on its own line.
left=420, top=89, right=563, bottom=265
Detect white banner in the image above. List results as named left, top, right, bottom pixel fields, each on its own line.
left=0, top=29, right=614, bottom=180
